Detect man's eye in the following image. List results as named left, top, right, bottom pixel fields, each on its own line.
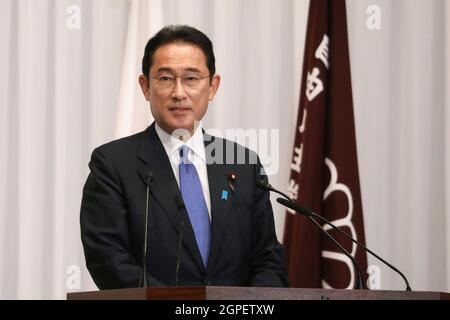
left=159, top=76, right=173, bottom=81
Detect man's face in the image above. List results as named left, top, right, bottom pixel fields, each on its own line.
left=139, top=42, right=220, bottom=135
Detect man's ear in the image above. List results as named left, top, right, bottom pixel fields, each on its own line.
left=208, top=74, right=221, bottom=101
left=139, top=75, right=150, bottom=101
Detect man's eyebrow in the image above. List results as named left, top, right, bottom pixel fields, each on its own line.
left=155, top=67, right=173, bottom=74
left=155, top=67, right=202, bottom=74
left=184, top=67, right=202, bottom=73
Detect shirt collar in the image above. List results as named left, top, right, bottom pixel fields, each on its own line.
left=155, top=122, right=206, bottom=162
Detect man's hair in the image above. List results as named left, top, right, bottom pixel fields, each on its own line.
left=142, top=25, right=216, bottom=80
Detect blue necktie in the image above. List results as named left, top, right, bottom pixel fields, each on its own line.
left=179, top=146, right=211, bottom=267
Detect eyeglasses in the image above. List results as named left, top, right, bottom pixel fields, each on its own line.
left=151, top=74, right=210, bottom=89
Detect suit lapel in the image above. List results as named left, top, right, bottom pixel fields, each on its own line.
left=204, top=133, right=233, bottom=271
left=137, top=124, right=205, bottom=272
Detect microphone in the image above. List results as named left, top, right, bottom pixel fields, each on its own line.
left=255, top=179, right=271, bottom=191
left=276, top=197, right=364, bottom=289
left=256, top=179, right=292, bottom=201
left=258, top=179, right=412, bottom=291
left=256, top=178, right=364, bottom=289
left=139, top=171, right=154, bottom=287
left=277, top=198, right=412, bottom=291
left=174, top=195, right=186, bottom=286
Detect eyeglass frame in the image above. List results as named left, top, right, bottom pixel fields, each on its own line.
left=150, top=73, right=211, bottom=89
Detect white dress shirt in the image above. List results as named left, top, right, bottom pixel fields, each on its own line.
left=155, top=122, right=212, bottom=220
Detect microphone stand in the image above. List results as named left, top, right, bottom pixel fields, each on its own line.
left=139, top=173, right=153, bottom=287
left=277, top=197, right=412, bottom=291
left=258, top=180, right=412, bottom=291
left=174, top=196, right=185, bottom=286
left=257, top=180, right=364, bottom=289
left=276, top=197, right=364, bottom=290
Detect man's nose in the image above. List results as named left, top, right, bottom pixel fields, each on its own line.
left=172, top=77, right=187, bottom=100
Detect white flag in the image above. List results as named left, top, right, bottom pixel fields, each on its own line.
left=115, top=0, right=164, bottom=138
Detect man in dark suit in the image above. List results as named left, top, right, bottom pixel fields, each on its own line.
left=80, top=25, right=288, bottom=289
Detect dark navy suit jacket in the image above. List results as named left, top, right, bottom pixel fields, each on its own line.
left=80, top=123, right=288, bottom=289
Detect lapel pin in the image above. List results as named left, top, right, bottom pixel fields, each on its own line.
left=221, top=190, right=228, bottom=201
left=227, top=172, right=237, bottom=193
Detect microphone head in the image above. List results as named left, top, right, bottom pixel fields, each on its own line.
left=276, top=197, right=311, bottom=216
left=146, top=172, right=154, bottom=185
left=174, top=195, right=185, bottom=210
left=256, top=178, right=271, bottom=191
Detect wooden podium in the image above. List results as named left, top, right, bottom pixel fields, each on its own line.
left=67, top=286, right=450, bottom=300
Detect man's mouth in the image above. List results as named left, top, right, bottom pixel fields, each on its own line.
left=169, top=107, right=191, bottom=115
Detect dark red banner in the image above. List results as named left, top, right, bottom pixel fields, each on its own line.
left=283, top=0, right=368, bottom=289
